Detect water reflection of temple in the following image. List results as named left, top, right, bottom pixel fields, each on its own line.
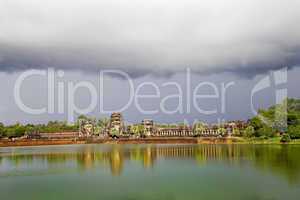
left=0, top=145, right=244, bottom=174
left=156, top=146, right=196, bottom=158
left=109, top=147, right=123, bottom=176
left=1, top=145, right=300, bottom=183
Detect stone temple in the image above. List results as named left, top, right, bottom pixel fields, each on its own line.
left=109, top=112, right=125, bottom=135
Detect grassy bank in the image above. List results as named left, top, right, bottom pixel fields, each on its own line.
left=234, top=137, right=300, bottom=144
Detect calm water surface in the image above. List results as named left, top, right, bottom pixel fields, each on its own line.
left=1, top=144, right=300, bottom=200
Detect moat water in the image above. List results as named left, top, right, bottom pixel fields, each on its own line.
left=1, top=144, right=300, bottom=200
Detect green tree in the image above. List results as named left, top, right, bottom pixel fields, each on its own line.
left=193, top=122, right=206, bottom=134
left=131, top=124, right=144, bottom=136
left=232, top=128, right=241, bottom=136
left=5, top=124, right=26, bottom=138
left=256, top=126, right=275, bottom=138
left=77, top=115, right=88, bottom=121
left=97, top=118, right=110, bottom=134
left=243, top=126, right=255, bottom=138
left=287, top=112, right=299, bottom=126
left=0, top=122, right=5, bottom=137
left=218, top=127, right=227, bottom=136
left=248, top=98, right=300, bottom=138
left=288, top=125, right=300, bottom=139
left=250, top=116, right=264, bottom=131
left=280, top=134, right=291, bottom=143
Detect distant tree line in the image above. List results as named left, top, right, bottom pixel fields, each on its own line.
left=0, top=115, right=110, bottom=138
left=0, top=121, right=78, bottom=138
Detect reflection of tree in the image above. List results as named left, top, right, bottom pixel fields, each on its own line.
left=193, top=145, right=300, bottom=184
left=251, top=145, right=300, bottom=184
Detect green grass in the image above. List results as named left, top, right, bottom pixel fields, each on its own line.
left=235, top=137, right=300, bottom=144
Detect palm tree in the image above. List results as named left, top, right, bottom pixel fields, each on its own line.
left=193, top=122, right=206, bottom=135
left=98, top=118, right=109, bottom=128
left=137, top=124, right=145, bottom=137
left=131, top=125, right=139, bottom=135
left=218, top=127, right=227, bottom=136
left=97, top=118, right=110, bottom=135
left=131, top=124, right=144, bottom=137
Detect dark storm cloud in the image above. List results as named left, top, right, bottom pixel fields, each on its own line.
left=0, top=0, right=300, bottom=77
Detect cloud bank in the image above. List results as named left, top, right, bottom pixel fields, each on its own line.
left=0, top=0, right=300, bottom=77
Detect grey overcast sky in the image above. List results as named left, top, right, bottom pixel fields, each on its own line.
left=0, top=0, right=299, bottom=124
